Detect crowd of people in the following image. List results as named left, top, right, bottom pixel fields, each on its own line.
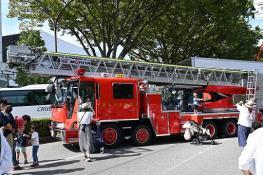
left=0, top=98, right=39, bottom=174
left=1, top=91, right=262, bottom=174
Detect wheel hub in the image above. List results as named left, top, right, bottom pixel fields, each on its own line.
left=136, top=128, right=149, bottom=143
left=103, top=128, right=117, bottom=145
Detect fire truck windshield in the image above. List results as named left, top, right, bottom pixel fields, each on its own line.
left=55, top=81, right=67, bottom=103
left=55, top=80, right=78, bottom=104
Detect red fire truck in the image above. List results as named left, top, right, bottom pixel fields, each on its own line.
left=5, top=46, right=262, bottom=147
left=49, top=69, right=261, bottom=147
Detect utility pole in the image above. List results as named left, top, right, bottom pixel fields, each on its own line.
left=53, top=0, right=75, bottom=52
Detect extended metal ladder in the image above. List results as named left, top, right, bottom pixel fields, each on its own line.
left=7, top=45, right=248, bottom=86
left=246, top=71, right=257, bottom=101
left=245, top=71, right=258, bottom=120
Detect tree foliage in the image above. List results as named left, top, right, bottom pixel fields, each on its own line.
left=16, top=30, right=48, bottom=86
left=18, top=30, right=46, bottom=50
left=130, top=0, right=262, bottom=63
left=9, top=0, right=171, bottom=58
left=16, top=68, right=49, bottom=86
left=9, top=0, right=262, bottom=63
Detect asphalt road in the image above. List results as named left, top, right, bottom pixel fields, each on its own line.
left=13, top=137, right=242, bottom=175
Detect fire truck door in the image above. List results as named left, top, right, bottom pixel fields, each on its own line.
left=66, top=81, right=78, bottom=119
left=147, top=94, right=169, bottom=135
left=156, top=112, right=169, bottom=135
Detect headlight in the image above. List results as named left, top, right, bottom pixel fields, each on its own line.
left=56, top=123, right=65, bottom=129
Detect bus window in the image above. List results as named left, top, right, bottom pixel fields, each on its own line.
left=33, top=90, right=54, bottom=105
left=0, top=90, right=32, bottom=106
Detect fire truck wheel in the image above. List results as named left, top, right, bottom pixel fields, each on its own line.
left=132, top=124, right=152, bottom=146
left=102, top=124, right=122, bottom=148
left=222, top=119, right=237, bottom=137
left=202, top=121, right=218, bottom=139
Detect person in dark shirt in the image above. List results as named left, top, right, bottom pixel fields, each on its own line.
left=3, top=105, right=16, bottom=147
left=0, top=99, right=23, bottom=170
left=0, top=99, right=9, bottom=129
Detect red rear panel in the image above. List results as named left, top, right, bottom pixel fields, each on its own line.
left=146, top=94, right=180, bottom=135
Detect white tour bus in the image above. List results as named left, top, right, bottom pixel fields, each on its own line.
left=0, top=84, right=54, bottom=118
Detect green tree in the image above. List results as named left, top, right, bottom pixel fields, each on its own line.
left=130, top=0, right=262, bottom=63
left=18, top=30, right=44, bottom=48
left=8, top=0, right=171, bottom=58
left=16, top=30, right=48, bottom=86
left=16, top=68, right=49, bottom=86
left=18, top=30, right=46, bottom=51
left=9, top=0, right=262, bottom=63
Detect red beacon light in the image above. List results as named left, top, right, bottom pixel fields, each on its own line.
left=76, top=68, right=86, bottom=76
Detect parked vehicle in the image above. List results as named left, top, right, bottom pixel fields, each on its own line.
left=49, top=70, right=262, bottom=147
left=0, top=84, right=54, bottom=118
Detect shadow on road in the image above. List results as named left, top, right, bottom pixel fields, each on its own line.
left=94, top=152, right=141, bottom=161
left=15, top=168, right=85, bottom=175
left=39, top=160, right=80, bottom=169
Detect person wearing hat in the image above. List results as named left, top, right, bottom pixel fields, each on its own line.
left=77, top=103, right=95, bottom=162
left=236, top=99, right=256, bottom=148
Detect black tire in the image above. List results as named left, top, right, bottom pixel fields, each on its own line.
left=132, top=124, right=152, bottom=146
left=202, top=120, right=218, bottom=139
left=221, top=119, right=237, bottom=137
left=101, top=123, right=122, bottom=148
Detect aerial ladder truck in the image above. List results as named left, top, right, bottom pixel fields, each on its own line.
left=6, top=45, right=261, bottom=147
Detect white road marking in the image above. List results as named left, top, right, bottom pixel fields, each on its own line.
left=160, top=139, right=228, bottom=175
left=64, top=154, right=83, bottom=160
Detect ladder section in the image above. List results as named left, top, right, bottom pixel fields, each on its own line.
left=7, top=45, right=247, bottom=86
left=246, top=71, right=257, bottom=101
left=245, top=71, right=258, bottom=121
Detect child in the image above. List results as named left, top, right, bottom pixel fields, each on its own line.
left=193, top=92, right=203, bottom=114
left=30, top=125, right=39, bottom=167
left=15, top=133, right=28, bottom=164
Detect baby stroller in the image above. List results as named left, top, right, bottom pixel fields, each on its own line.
left=183, top=120, right=215, bottom=145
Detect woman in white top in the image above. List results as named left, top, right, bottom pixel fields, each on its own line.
left=77, top=103, right=95, bottom=162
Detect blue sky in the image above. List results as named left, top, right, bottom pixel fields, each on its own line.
left=2, top=0, right=81, bottom=46
left=2, top=0, right=263, bottom=41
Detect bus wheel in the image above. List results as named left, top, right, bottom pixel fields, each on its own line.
left=222, top=120, right=237, bottom=137
left=132, top=124, right=152, bottom=146
left=202, top=121, right=218, bottom=139
left=102, top=123, right=122, bottom=148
